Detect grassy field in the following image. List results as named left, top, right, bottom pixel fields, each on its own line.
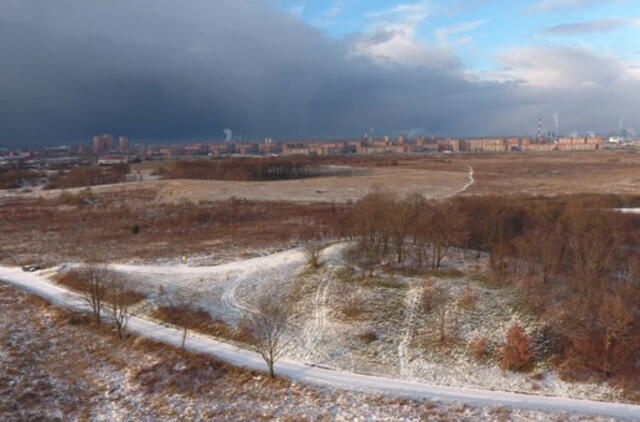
left=401, top=150, right=640, bottom=196
left=4, top=165, right=469, bottom=203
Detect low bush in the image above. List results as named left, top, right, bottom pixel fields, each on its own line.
left=151, top=306, right=243, bottom=342
left=357, top=329, right=378, bottom=344
left=500, top=323, right=534, bottom=371
left=459, top=286, right=478, bottom=310
left=469, top=336, right=491, bottom=361
left=45, top=164, right=129, bottom=189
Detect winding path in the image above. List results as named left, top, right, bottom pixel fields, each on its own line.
left=444, top=166, right=474, bottom=198
left=398, top=282, right=421, bottom=379
left=302, top=269, right=333, bottom=358
left=1, top=266, right=639, bottom=419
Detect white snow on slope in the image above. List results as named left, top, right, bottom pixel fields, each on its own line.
left=1, top=266, right=639, bottom=419
left=103, top=243, right=347, bottom=324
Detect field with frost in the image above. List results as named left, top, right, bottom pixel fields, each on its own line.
left=50, top=242, right=624, bottom=404
left=2, top=282, right=615, bottom=422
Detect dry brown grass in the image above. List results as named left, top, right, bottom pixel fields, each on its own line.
left=0, top=191, right=348, bottom=265
left=150, top=305, right=257, bottom=344
left=403, top=150, right=640, bottom=196
left=55, top=269, right=146, bottom=306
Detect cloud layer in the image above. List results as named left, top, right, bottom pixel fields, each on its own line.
left=543, top=18, right=638, bottom=34
left=0, top=0, right=638, bottom=145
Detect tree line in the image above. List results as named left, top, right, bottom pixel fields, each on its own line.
left=338, top=192, right=640, bottom=391
left=163, top=157, right=345, bottom=181
left=45, top=164, right=130, bottom=189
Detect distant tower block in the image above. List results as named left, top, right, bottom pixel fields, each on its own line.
left=92, top=136, right=101, bottom=154
left=537, top=117, right=542, bottom=139
left=118, top=136, right=129, bottom=152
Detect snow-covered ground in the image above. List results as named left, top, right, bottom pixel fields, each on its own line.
left=1, top=249, right=640, bottom=419
left=100, top=243, right=349, bottom=325
left=2, top=282, right=615, bottom=422
left=21, top=245, right=623, bottom=404
left=616, top=208, right=640, bottom=214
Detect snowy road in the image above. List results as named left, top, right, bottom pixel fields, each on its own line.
left=1, top=266, right=639, bottom=419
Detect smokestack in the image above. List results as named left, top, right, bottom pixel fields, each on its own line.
left=223, top=128, right=233, bottom=143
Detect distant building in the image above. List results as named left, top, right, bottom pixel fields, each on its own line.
left=118, top=136, right=129, bottom=152
left=92, top=136, right=101, bottom=154
left=92, top=134, right=113, bottom=154
left=97, top=156, right=128, bottom=165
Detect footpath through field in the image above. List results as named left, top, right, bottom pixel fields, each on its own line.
left=0, top=266, right=639, bottom=419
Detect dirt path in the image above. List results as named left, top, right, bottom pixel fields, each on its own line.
left=398, top=282, right=422, bottom=378
left=302, top=269, right=333, bottom=359
left=444, top=166, right=474, bottom=198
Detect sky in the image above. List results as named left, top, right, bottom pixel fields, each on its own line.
left=1, top=0, right=639, bottom=146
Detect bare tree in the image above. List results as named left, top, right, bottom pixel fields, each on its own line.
left=246, top=295, right=291, bottom=378
left=162, top=283, right=202, bottom=350
left=357, top=241, right=380, bottom=278
left=77, top=263, right=112, bottom=326
left=106, top=278, right=141, bottom=339
left=422, top=279, right=452, bottom=343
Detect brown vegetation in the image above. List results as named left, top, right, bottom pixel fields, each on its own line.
left=341, top=191, right=640, bottom=391
left=0, top=191, right=349, bottom=266
left=501, top=323, right=534, bottom=371
left=151, top=306, right=240, bottom=343
left=469, top=336, right=491, bottom=361
left=165, top=157, right=346, bottom=181
left=44, top=164, right=129, bottom=189
left=0, top=168, right=43, bottom=189
left=56, top=266, right=145, bottom=336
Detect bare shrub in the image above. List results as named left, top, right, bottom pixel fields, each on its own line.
left=501, top=323, right=534, bottom=371
left=459, top=286, right=478, bottom=310
left=469, top=336, right=491, bottom=361
left=45, top=164, right=129, bottom=189
left=357, top=328, right=378, bottom=344
left=151, top=306, right=236, bottom=345
left=422, top=280, right=453, bottom=343
left=304, top=242, right=323, bottom=269
left=75, top=263, right=113, bottom=326
left=106, top=279, right=143, bottom=339
left=340, top=292, right=366, bottom=320
left=155, top=282, right=205, bottom=349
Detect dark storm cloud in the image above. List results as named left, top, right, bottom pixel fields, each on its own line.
left=0, top=0, right=638, bottom=145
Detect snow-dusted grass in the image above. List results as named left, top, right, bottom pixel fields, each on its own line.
left=7, top=282, right=573, bottom=422
left=2, top=265, right=640, bottom=419
left=80, top=242, right=625, bottom=402
left=1, top=241, right=634, bottom=416
left=52, top=243, right=624, bottom=403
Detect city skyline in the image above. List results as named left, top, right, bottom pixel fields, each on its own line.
left=1, top=0, right=639, bottom=145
